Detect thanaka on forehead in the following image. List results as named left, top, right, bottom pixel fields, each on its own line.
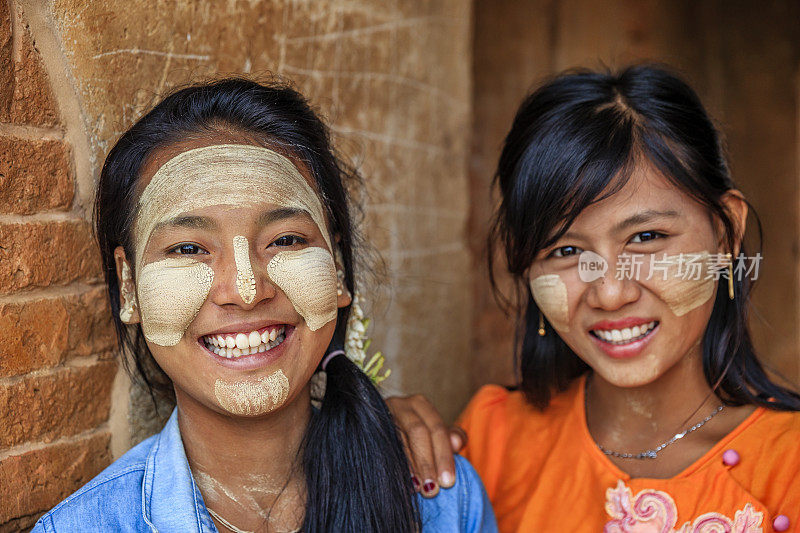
left=150, top=207, right=316, bottom=237
left=133, top=144, right=332, bottom=266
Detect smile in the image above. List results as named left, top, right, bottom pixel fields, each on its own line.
left=201, top=325, right=287, bottom=359
left=590, top=321, right=658, bottom=345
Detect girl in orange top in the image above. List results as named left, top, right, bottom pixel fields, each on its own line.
left=389, top=64, right=800, bottom=532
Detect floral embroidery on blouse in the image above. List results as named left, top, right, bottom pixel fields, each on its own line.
left=604, top=480, right=764, bottom=533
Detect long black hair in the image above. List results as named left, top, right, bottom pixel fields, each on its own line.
left=95, top=77, right=420, bottom=531
left=489, top=64, right=800, bottom=411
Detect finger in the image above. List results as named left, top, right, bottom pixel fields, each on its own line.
left=450, top=426, right=468, bottom=452
left=408, top=396, right=457, bottom=489
left=401, top=413, right=440, bottom=498
left=396, top=425, right=422, bottom=493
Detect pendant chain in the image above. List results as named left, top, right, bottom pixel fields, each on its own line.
left=585, top=380, right=725, bottom=460
left=206, top=507, right=300, bottom=533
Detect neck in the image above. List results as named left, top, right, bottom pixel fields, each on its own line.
left=177, top=384, right=311, bottom=532
left=585, top=343, right=719, bottom=449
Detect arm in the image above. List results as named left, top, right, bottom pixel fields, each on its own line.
left=454, top=455, right=498, bottom=533
left=386, top=394, right=467, bottom=498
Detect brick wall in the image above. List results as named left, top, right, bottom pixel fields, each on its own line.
left=0, top=2, right=116, bottom=530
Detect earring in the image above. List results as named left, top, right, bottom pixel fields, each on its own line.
left=727, top=252, right=735, bottom=300
left=538, top=313, right=546, bottom=336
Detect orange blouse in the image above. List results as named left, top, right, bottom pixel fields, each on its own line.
left=458, top=376, right=800, bottom=532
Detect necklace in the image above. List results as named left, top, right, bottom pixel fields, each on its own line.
left=584, top=379, right=726, bottom=460
left=206, top=507, right=300, bottom=533
left=595, top=404, right=724, bottom=459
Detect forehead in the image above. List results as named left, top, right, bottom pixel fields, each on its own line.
left=132, top=136, right=332, bottom=265
left=137, top=132, right=318, bottom=194
left=571, top=162, right=704, bottom=226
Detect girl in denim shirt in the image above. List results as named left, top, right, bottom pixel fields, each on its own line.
left=34, top=78, right=496, bottom=533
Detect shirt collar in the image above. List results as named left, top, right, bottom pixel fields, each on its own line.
left=142, top=408, right=217, bottom=532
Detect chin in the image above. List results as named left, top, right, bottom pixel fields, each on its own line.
left=591, top=358, right=665, bottom=389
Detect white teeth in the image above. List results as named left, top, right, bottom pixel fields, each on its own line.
left=202, top=327, right=288, bottom=359
left=248, top=331, right=261, bottom=348
left=593, top=322, right=658, bottom=345
left=235, top=333, right=248, bottom=350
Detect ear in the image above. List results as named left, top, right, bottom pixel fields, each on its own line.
left=718, top=189, right=749, bottom=257
left=114, top=246, right=141, bottom=324
left=332, top=238, right=353, bottom=309
left=335, top=262, right=352, bottom=309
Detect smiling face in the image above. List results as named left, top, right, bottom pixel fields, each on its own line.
left=527, top=162, right=746, bottom=388
left=115, top=134, right=350, bottom=418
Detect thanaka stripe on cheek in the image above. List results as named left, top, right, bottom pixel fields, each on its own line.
left=137, top=258, right=214, bottom=346
left=266, top=247, right=338, bottom=331
left=530, top=274, right=570, bottom=332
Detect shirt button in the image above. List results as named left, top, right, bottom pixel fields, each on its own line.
left=722, top=449, right=740, bottom=466
left=773, top=515, right=790, bottom=531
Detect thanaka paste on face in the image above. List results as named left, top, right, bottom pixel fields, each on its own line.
left=133, top=144, right=332, bottom=266
left=233, top=235, right=256, bottom=304
left=136, top=257, right=214, bottom=346
left=132, top=144, right=339, bottom=345
left=214, top=369, right=290, bottom=416
left=266, top=247, right=339, bottom=331
left=530, top=274, right=570, bottom=332
left=647, top=251, right=716, bottom=317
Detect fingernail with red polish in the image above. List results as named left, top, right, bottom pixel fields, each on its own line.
left=411, top=475, right=421, bottom=491
left=422, top=480, right=437, bottom=494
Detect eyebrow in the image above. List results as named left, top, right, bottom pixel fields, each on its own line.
left=549, top=209, right=681, bottom=244
left=256, top=207, right=314, bottom=227
left=152, top=214, right=218, bottom=233
left=613, top=209, right=680, bottom=233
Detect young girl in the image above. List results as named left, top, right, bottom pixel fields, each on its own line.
left=33, top=79, right=497, bottom=533
left=390, top=65, right=800, bottom=531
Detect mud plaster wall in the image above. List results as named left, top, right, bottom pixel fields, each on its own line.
left=0, top=0, right=471, bottom=528
left=470, top=0, right=800, bottom=389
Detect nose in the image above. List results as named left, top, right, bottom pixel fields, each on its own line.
left=584, top=255, right=641, bottom=311
left=211, top=235, right=276, bottom=308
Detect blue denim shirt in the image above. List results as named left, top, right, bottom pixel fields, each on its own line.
left=33, top=410, right=497, bottom=532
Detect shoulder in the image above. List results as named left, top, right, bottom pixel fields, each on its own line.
left=32, top=435, right=156, bottom=532
left=457, top=381, right=578, bottom=435
left=418, top=455, right=498, bottom=533
left=723, top=407, right=800, bottom=518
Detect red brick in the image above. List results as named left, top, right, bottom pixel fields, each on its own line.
left=0, top=359, right=116, bottom=448
left=0, top=220, right=101, bottom=292
left=0, top=1, right=12, bottom=121
left=9, top=18, right=59, bottom=127
left=0, top=433, right=111, bottom=525
left=0, top=286, right=114, bottom=377
left=0, top=137, right=74, bottom=214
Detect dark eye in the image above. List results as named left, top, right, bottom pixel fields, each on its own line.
left=170, top=243, right=206, bottom=255
left=550, top=245, right=583, bottom=258
left=273, top=235, right=307, bottom=247
left=630, top=231, right=665, bottom=243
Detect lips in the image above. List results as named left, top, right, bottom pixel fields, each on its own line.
left=202, top=325, right=287, bottom=358
left=197, top=323, right=296, bottom=371
left=589, top=318, right=660, bottom=359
